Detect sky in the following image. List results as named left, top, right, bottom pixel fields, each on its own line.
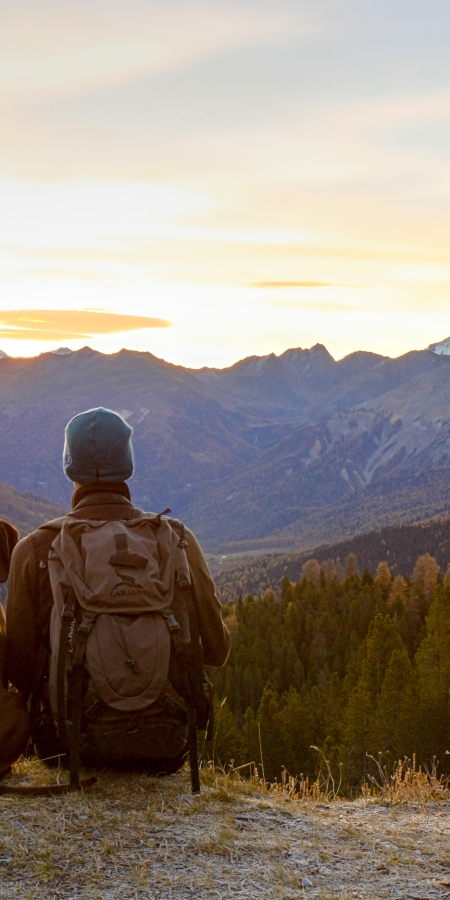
left=0, top=0, right=449, bottom=367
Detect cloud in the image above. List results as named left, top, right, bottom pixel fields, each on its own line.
left=0, top=309, right=170, bottom=341
left=0, top=2, right=304, bottom=104
left=251, top=281, right=363, bottom=288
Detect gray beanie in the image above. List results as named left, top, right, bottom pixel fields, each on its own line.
left=63, top=407, right=134, bottom=484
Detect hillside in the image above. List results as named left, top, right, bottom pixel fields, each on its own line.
left=214, top=515, right=450, bottom=603
left=0, top=481, right=65, bottom=604
left=0, top=348, right=258, bottom=514
left=0, top=480, right=65, bottom=538
left=210, top=559, right=450, bottom=803
left=208, top=464, right=450, bottom=558
left=188, top=357, right=450, bottom=546
left=0, top=342, right=448, bottom=548
left=1, top=763, right=450, bottom=900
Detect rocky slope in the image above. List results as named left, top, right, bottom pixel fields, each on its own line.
left=429, top=335, right=450, bottom=355
left=188, top=353, right=450, bottom=546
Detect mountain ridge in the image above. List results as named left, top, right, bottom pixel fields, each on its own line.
left=0, top=341, right=447, bottom=549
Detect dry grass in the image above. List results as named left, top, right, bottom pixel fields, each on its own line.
left=2, top=758, right=450, bottom=899
left=363, top=754, right=450, bottom=807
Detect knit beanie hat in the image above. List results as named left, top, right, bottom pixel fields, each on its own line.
left=63, top=407, right=134, bottom=484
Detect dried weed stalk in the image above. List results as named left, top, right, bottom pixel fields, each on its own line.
left=363, top=753, right=450, bottom=805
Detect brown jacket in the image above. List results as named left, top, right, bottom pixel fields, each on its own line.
left=6, top=482, right=230, bottom=696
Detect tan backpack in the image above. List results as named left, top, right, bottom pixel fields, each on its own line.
left=48, top=513, right=209, bottom=792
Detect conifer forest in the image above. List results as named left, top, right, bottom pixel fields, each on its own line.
left=210, top=553, right=450, bottom=793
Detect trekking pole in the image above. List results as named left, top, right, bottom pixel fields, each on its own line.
left=69, top=668, right=82, bottom=789
left=69, top=613, right=96, bottom=789
left=187, top=703, right=200, bottom=794
left=167, top=614, right=201, bottom=795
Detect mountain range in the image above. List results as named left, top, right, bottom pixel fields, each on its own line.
left=0, top=338, right=448, bottom=549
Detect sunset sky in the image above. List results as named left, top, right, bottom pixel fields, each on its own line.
left=1, top=0, right=449, bottom=367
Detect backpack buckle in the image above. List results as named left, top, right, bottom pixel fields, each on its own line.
left=162, top=612, right=180, bottom=633
left=72, top=614, right=97, bottom=669
left=61, top=602, right=75, bottom=620
left=176, top=571, right=191, bottom=588
left=77, top=614, right=96, bottom=637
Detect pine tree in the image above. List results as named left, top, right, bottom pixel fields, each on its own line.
left=360, top=614, right=405, bottom=701
left=301, top=559, right=322, bottom=586
left=412, top=554, right=440, bottom=612
left=415, top=584, right=450, bottom=761
left=342, top=673, right=373, bottom=785
left=211, top=560, right=446, bottom=786
left=280, top=685, right=323, bottom=779
left=211, top=699, right=244, bottom=768
left=342, top=615, right=405, bottom=783
left=254, top=685, right=286, bottom=783
left=346, top=553, right=359, bottom=578
left=371, top=646, right=418, bottom=761
left=388, top=575, right=408, bottom=609
left=374, top=561, right=392, bottom=592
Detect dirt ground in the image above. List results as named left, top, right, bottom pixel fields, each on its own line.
left=1, top=763, right=450, bottom=900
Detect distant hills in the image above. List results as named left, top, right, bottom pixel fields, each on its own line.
left=191, top=349, right=450, bottom=548
left=214, top=514, right=450, bottom=604
left=0, top=340, right=448, bottom=549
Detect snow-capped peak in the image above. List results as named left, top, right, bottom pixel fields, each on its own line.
left=0, top=350, right=9, bottom=359
left=51, top=347, right=73, bottom=355
left=428, top=337, right=450, bottom=356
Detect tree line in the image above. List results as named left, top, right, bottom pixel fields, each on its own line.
left=209, top=553, right=450, bottom=791
left=215, top=515, right=450, bottom=605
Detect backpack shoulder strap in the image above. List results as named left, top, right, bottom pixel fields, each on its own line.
left=38, top=515, right=73, bottom=532
left=167, top=516, right=187, bottom=544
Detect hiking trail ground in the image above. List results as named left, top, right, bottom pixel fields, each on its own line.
left=2, top=762, right=450, bottom=899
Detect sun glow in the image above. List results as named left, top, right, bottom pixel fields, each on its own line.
left=0, top=1, right=449, bottom=365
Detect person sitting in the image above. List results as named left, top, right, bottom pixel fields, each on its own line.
left=6, top=408, right=230, bottom=785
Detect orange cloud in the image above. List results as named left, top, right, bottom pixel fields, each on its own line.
left=0, top=309, right=170, bottom=341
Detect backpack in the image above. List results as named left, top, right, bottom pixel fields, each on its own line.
left=47, top=512, right=212, bottom=793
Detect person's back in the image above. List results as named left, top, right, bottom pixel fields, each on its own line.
left=6, top=408, right=230, bottom=786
